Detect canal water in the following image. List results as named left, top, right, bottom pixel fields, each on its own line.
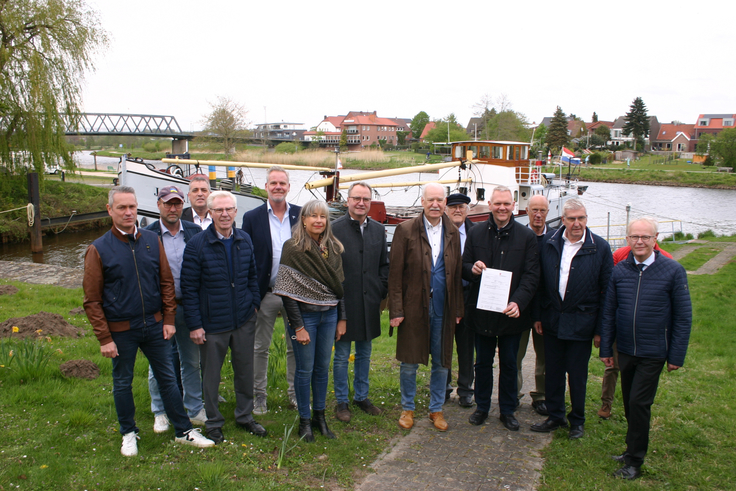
left=2, top=153, right=735, bottom=269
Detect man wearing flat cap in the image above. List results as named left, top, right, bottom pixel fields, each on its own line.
left=444, top=193, right=475, bottom=408
left=145, top=186, right=206, bottom=435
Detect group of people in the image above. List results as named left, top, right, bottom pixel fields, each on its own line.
left=84, top=170, right=691, bottom=481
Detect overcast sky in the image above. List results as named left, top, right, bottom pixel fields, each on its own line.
left=82, top=0, right=734, bottom=133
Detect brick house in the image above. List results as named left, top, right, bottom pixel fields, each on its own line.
left=304, top=111, right=406, bottom=150
left=651, top=123, right=695, bottom=152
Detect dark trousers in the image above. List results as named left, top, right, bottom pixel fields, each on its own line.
left=619, top=352, right=665, bottom=467
left=474, top=332, right=521, bottom=415
left=447, top=318, right=475, bottom=397
left=544, top=332, right=592, bottom=426
left=200, top=315, right=257, bottom=431
left=111, top=322, right=191, bottom=437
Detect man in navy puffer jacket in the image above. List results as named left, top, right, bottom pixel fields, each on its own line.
left=181, top=191, right=264, bottom=444
left=600, top=217, right=692, bottom=480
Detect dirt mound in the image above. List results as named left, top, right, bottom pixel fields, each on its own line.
left=60, top=359, right=100, bottom=379
left=0, top=312, right=83, bottom=339
left=69, top=307, right=85, bottom=315
left=0, top=285, right=19, bottom=296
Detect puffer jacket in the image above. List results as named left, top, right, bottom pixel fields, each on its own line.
left=534, top=227, right=613, bottom=340
left=600, top=251, right=692, bottom=367
left=181, top=225, right=260, bottom=334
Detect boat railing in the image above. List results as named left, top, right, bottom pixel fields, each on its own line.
left=589, top=219, right=683, bottom=249
left=514, top=165, right=543, bottom=185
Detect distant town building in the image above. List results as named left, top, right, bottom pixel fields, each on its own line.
left=304, top=111, right=410, bottom=150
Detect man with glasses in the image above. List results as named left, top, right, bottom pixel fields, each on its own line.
left=241, top=166, right=301, bottom=415
left=331, top=182, right=389, bottom=422
left=182, top=175, right=212, bottom=230
left=600, top=218, right=691, bottom=480
left=145, top=186, right=206, bottom=434
left=531, top=198, right=612, bottom=440
left=517, top=195, right=551, bottom=416
left=181, top=191, right=265, bottom=444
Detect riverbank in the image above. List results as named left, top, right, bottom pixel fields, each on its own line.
left=575, top=167, right=736, bottom=189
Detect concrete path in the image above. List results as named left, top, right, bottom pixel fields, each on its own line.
left=0, top=260, right=83, bottom=289
left=356, top=348, right=551, bottom=491
left=688, top=243, right=736, bottom=275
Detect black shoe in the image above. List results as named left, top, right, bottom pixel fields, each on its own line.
left=445, top=388, right=453, bottom=404
left=206, top=427, right=224, bottom=444
left=239, top=420, right=267, bottom=437
left=468, top=409, right=488, bottom=426
left=531, top=400, right=549, bottom=416
left=311, top=410, right=336, bottom=439
left=613, top=465, right=641, bottom=480
left=611, top=453, right=628, bottom=463
left=353, top=398, right=382, bottom=416
left=515, top=398, right=521, bottom=410
left=298, top=417, right=314, bottom=442
left=499, top=414, right=520, bottom=431
left=569, top=424, right=584, bottom=439
left=530, top=418, right=569, bottom=433
left=458, top=395, right=474, bottom=408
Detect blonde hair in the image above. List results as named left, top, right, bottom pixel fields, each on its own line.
left=292, top=200, right=344, bottom=253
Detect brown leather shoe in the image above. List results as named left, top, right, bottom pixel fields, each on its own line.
left=335, top=402, right=351, bottom=422
left=598, top=403, right=612, bottom=419
left=398, top=410, right=414, bottom=429
left=429, top=411, right=448, bottom=431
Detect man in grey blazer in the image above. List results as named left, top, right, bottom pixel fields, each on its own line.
left=332, top=182, right=389, bottom=422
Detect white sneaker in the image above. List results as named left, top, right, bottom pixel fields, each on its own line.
left=121, top=432, right=139, bottom=456
left=190, top=408, right=207, bottom=426
left=153, top=414, right=170, bottom=433
left=253, top=395, right=268, bottom=416
left=175, top=428, right=215, bottom=448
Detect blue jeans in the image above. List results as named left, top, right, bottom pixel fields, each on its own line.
left=474, top=332, right=521, bottom=415
left=287, top=308, right=337, bottom=419
left=148, top=307, right=203, bottom=418
left=333, top=339, right=372, bottom=404
left=400, top=302, right=448, bottom=413
left=111, top=321, right=191, bottom=437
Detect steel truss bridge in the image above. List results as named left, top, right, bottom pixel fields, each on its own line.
left=64, top=113, right=194, bottom=140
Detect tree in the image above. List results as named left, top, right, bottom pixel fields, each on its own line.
left=594, top=125, right=611, bottom=141
left=545, top=106, right=570, bottom=152
left=396, top=130, right=408, bottom=145
left=695, top=133, right=714, bottom=156
left=623, top=97, right=650, bottom=151
left=0, top=0, right=108, bottom=174
left=201, top=96, right=249, bottom=156
left=410, top=111, right=430, bottom=139
left=472, top=94, right=530, bottom=141
left=339, top=128, right=348, bottom=152
left=423, top=115, right=467, bottom=143
left=592, top=112, right=598, bottom=123
left=710, top=128, right=736, bottom=170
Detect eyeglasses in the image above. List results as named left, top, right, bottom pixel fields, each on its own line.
left=161, top=201, right=183, bottom=209
left=211, top=207, right=236, bottom=215
left=530, top=208, right=548, bottom=215
left=628, top=235, right=654, bottom=242
left=563, top=215, right=587, bottom=222
left=348, top=196, right=371, bottom=203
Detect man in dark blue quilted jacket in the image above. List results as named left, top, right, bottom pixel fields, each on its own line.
left=600, top=217, right=692, bottom=480
left=181, top=191, right=264, bottom=444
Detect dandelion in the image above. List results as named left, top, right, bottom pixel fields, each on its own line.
left=12, top=326, right=19, bottom=333
left=40, top=465, right=48, bottom=469
left=349, top=354, right=355, bottom=362
left=36, top=329, right=43, bottom=334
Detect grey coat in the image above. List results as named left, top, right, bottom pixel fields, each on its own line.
left=332, top=214, right=389, bottom=342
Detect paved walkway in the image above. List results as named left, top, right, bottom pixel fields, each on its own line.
left=668, top=241, right=736, bottom=274
left=357, top=350, right=551, bottom=491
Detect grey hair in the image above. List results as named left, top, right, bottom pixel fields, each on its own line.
left=491, top=185, right=512, bottom=200
left=291, top=200, right=344, bottom=254
left=108, top=186, right=137, bottom=207
left=627, top=217, right=658, bottom=235
left=422, top=182, right=445, bottom=198
left=562, top=198, right=587, bottom=217
left=267, top=165, right=290, bottom=183
left=207, top=190, right=236, bottom=209
left=189, top=174, right=210, bottom=188
left=348, top=181, right=373, bottom=196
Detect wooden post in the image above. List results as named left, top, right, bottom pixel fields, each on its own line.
left=93, top=151, right=98, bottom=171
left=27, top=172, right=43, bottom=253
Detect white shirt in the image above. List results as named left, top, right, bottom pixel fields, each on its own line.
left=192, top=209, right=212, bottom=230
left=350, top=215, right=368, bottom=236
left=268, top=201, right=293, bottom=288
left=423, top=215, right=443, bottom=266
left=528, top=223, right=547, bottom=237
left=160, top=221, right=185, bottom=298
left=559, top=229, right=586, bottom=301
left=458, top=222, right=467, bottom=254
left=635, top=251, right=656, bottom=270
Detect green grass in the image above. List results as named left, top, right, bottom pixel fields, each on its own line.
left=538, top=241, right=736, bottom=490
left=576, top=168, right=736, bottom=189
left=677, top=246, right=722, bottom=271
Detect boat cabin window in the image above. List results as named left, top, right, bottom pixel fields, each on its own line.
left=520, top=146, right=529, bottom=159
left=454, top=145, right=465, bottom=159
left=468, top=146, right=478, bottom=159
left=479, top=146, right=490, bottom=158
left=492, top=146, right=503, bottom=159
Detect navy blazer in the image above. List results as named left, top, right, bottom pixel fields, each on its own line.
left=241, top=202, right=302, bottom=300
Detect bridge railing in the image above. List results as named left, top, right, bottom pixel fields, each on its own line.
left=63, top=113, right=193, bottom=139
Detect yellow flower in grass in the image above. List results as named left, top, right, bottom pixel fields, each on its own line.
left=40, top=465, right=48, bottom=469
left=12, top=326, right=19, bottom=333
left=36, top=329, right=43, bottom=334
left=349, top=354, right=355, bottom=362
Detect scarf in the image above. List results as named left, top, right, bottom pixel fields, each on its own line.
left=273, top=237, right=344, bottom=306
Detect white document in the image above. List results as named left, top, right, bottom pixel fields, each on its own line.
left=476, top=268, right=512, bottom=313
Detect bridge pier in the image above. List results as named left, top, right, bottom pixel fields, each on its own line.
left=172, top=138, right=189, bottom=155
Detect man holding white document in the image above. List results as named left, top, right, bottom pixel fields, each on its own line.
left=461, top=186, right=539, bottom=431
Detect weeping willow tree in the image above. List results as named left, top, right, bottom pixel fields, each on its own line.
left=0, top=0, right=108, bottom=175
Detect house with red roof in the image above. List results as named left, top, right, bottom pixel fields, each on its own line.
left=419, top=122, right=436, bottom=142
left=304, top=111, right=407, bottom=150
left=693, top=114, right=735, bottom=139
left=651, top=123, right=695, bottom=152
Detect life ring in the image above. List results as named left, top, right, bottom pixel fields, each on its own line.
left=530, top=168, right=539, bottom=181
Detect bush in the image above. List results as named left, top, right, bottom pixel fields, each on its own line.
left=673, top=231, right=694, bottom=241
left=274, top=142, right=297, bottom=154
left=697, top=229, right=717, bottom=239
left=702, top=155, right=714, bottom=167
left=143, top=142, right=157, bottom=152
left=588, top=153, right=602, bottom=165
